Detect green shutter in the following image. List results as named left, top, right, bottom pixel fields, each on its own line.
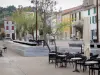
left=90, top=17, right=91, bottom=24
left=88, top=9, right=90, bottom=15
left=92, top=16, right=95, bottom=24
left=94, top=7, right=96, bottom=14
left=92, top=16, right=94, bottom=23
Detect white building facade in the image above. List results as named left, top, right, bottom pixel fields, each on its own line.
left=83, top=6, right=97, bottom=40
left=4, top=18, right=16, bottom=40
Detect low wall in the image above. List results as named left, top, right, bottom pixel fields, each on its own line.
left=13, top=40, right=37, bottom=46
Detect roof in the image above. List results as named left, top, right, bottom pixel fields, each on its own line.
left=4, top=17, right=12, bottom=21
left=62, top=5, right=83, bottom=15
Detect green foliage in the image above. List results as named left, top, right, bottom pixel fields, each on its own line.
left=0, top=32, right=5, bottom=39
left=12, top=8, right=43, bottom=39
left=46, top=25, right=52, bottom=34
left=0, top=6, right=16, bottom=24
left=23, top=6, right=33, bottom=12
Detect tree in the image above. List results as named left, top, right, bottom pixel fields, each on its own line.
left=12, top=10, right=25, bottom=40
left=12, top=7, right=42, bottom=40
left=0, top=32, right=5, bottom=39
left=50, top=17, right=73, bottom=44
left=36, top=0, right=56, bottom=45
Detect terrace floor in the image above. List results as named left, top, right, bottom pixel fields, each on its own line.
left=0, top=40, right=98, bottom=75
left=0, top=51, right=94, bottom=75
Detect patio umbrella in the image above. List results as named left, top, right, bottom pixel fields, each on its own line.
left=83, top=17, right=91, bottom=59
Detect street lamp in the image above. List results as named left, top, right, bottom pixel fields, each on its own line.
left=31, top=0, right=42, bottom=40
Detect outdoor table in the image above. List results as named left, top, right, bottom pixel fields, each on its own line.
left=58, top=55, right=66, bottom=67
left=49, top=53, right=56, bottom=55
left=97, top=56, right=100, bottom=59
left=85, top=61, right=98, bottom=64
left=58, top=55, right=66, bottom=57
left=71, top=57, right=82, bottom=72
left=85, top=61, right=98, bottom=75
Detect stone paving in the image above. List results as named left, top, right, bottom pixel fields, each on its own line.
left=0, top=40, right=96, bottom=75
left=0, top=40, right=99, bottom=75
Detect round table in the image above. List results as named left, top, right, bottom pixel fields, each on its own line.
left=85, top=61, right=98, bottom=64
left=49, top=53, right=56, bottom=55
left=58, top=55, right=66, bottom=67
left=58, top=55, right=66, bottom=57
left=97, top=56, right=100, bottom=59
left=71, top=57, right=82, bottom=72
left=85, top=61, right=98, bottom=75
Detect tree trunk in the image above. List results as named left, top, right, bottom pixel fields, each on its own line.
left=43, top=10, right=48, bottom=46
left=32, top=31, right=34, bottom=40
left=19, top=32, right=22, bottom=40
left=32, top=27, right=34, bottom=40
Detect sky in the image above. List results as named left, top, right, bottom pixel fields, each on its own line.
left=0, top=0, right=83, bottom=10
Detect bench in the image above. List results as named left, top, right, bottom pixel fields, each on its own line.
left=69, top=43, right=83, bottom=53
left=90, top=44, right=94, bottom=48
left=97, top=44, right=100, bottom=48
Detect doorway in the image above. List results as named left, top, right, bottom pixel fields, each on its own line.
left=12, top=33, right=15, bottom=40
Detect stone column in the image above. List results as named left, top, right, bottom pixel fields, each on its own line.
left=98, top=6, right=100, bottom=42
left=83, top=17, right=91, bottom=59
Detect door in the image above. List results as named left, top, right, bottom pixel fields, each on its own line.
left=12, top=33, right=15, bottom=40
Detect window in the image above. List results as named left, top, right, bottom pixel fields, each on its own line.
left=6, top=21, right=8, bottom=24
left=6, top=34, right=10, bottom=37
left=79, top=12, right=81, bottom=20
left=94, top=7, right=96, bottom=14
left=75, top=13, right=77, bottom=21
left=72, top=14, right=74, bottom=21
left=12, top=21, right=14, bottom=24
left=12, top=26, right=14, bottom=30
left=95, top=16, right=97, bottom=23
left=6, top=26, right=9, bottom=30
left=90, top=17, right=91, bottom=24
left=92, top=16, right=94, bottom=23
left=88, top=9, right=90, bottom=15
left=92, top=16, right=96, bottom=24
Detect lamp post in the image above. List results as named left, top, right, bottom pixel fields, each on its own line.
left=96, top=0, right=99, bottom=42
left=31, top=0, right=38, bottom=40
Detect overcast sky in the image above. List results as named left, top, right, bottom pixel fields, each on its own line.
left=0, top=0, right=83, bottom=10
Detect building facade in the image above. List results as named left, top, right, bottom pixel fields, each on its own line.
left=62, top=11, right=71, bottom=40
left=57, top=0, right=100, bottom=41
left=4, top=17, right=16, bottom=40
left=61, top=5, right=84, bottom=40
left=83, top=0, right=100, bottom=41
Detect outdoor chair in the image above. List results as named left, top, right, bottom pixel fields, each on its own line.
left=65, top=53, right=75, bottom=67
left=82, top=54, right=99, bottom=73
left=55, top=54, right=67, bottom=68
left=88, top=54, right=99, bottom=61
left=49, top=51, right=56, bottom=63
left=90, top=63, right=100, bottom=75
left=55, top=49, right=67, bottom=68
left=75, top=53, right=82, bottom=57
left=76, top=56, right=87, bottom=72
left=0, top=50, right=2, bottom=56
left=55, top=54, right=62, bottom=68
